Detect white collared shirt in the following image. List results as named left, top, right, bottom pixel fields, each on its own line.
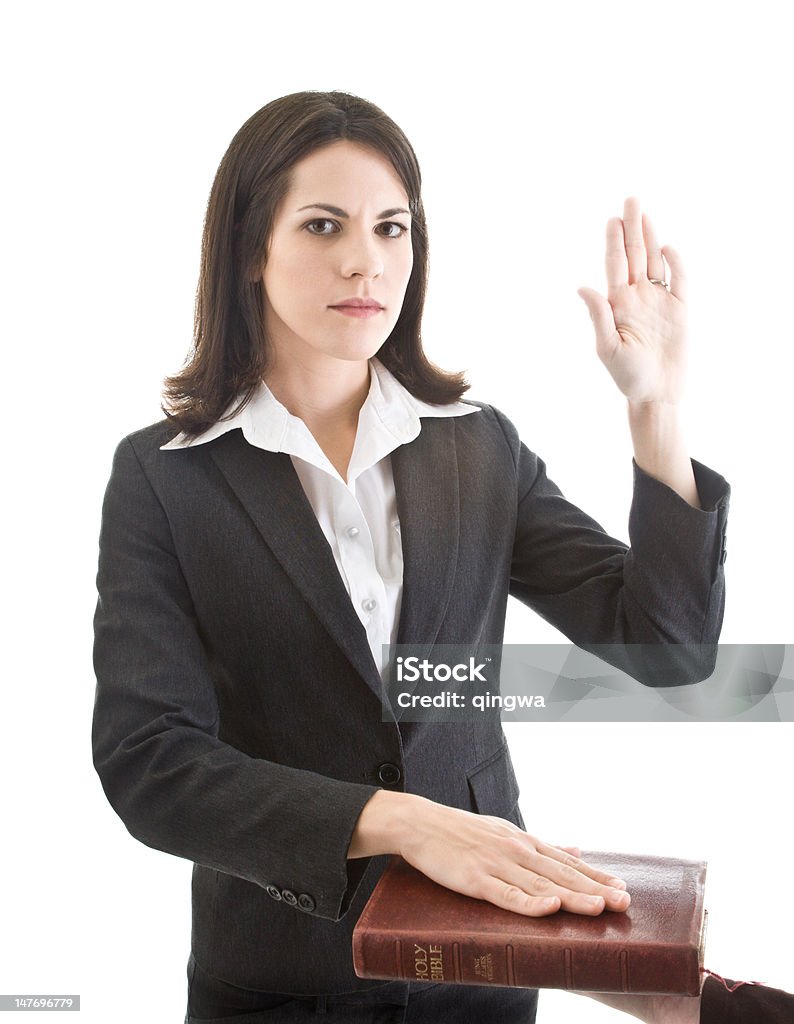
left=161, top=357, right=480, bottom=680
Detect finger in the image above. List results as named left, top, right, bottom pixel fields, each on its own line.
left=643, top=212, right=665, bottom=282
left=481, top=874, right=610, bottom=918
left=533, top=840, right=629, bottom=891
left=520, top=853, right=631, bottom=910
left=475, top=876, right=562, bottom=917
left=517, top=872, right=609, bottom=915
left=577, top=287, right=618, bottom=361
left=622, top=196, right=646, bottom=284
left=494, top=866, right=625, bottom=917
left=662, top=244, right=688, bottom=304
left=605, top=217, right=628, bottom=290
left=553, top=848, right=629, bottom=890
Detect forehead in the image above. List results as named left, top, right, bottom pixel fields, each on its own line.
left=286, top=141, right=408, bottom=203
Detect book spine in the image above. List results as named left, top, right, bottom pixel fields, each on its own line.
left=352, top=934, right=701, bottom=995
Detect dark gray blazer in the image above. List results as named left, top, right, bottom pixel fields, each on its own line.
left=91, top=401, right=730, bottom=995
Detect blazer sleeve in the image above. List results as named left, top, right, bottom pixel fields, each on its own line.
left=699, top=977, right=794, bottom=1024
left=92, top=436, right=381, bottom=921
left=491, top=405, right=731, bottom=685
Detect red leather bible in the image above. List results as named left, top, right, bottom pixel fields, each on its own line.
left=352, top=851, right=707, bottom=995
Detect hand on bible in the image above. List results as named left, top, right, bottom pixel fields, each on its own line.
left=398, top=797, right=631, bottom=918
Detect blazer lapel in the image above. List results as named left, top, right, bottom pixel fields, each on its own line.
left=205, top=420, right=461, bottom=708
left=207, top=431, right=386, bottom=705
left=391, top=418, right=460, bottom=652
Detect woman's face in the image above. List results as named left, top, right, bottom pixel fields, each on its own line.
left=259, top=140, right=414, bottom=371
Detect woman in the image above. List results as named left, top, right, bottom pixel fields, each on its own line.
left=92, top=91, right=731, bottom=1022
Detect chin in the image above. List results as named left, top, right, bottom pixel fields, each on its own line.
left=328, top=346, right=385, bottom=364
left=314, top=333, right=391, bottom=364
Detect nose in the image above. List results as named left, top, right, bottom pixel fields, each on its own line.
left=339, top=228, right=384, bottom=280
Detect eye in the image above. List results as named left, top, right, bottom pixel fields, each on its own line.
left=377, top=221, right=410, bottom=238
left=305, top=218, right=340, bottom=235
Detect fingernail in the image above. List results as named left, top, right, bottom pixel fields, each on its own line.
left=608, top=878, right=627, bottom=889
left=610, top=890, right=630, bottom=905
left=587, top=895, right=604, bottom=907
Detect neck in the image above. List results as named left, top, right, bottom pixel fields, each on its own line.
left=263, top=353, right=372, bottom=432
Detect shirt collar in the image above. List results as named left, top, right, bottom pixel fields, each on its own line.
left=160, top=357, right=480, bottom=471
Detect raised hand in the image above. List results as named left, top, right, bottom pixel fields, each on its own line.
left=577, top=197, right=688, bottom=405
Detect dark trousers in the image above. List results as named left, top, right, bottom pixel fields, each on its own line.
left=185, top=953, right=539, bottom=1023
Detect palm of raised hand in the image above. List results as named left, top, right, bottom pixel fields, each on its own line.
left=578, top=197, right=688, bottom=404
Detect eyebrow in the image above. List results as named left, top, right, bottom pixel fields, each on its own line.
left=296, top=203, right=411, bottom=219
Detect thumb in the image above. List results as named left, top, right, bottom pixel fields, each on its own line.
left=577, top=287, right=614, bottom=339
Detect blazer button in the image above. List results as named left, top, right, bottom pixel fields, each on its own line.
left=297, top=893, right=316, bottom=913
left=266, top=885, right=282, bottom=901
left=377, top=763, right=402, bottom=785
left=281, top=889, right=298, bottom=906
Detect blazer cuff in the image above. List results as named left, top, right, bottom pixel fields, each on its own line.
left=630, top=457, right=730, bottom=576
left=288, top=779, right=383, bottom=922
left=632, top=457, right=730, bottom=513
left=699, top=975, right=794, bottom=1023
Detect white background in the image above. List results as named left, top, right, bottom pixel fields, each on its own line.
left=3, top=1, right=792, bottom=1021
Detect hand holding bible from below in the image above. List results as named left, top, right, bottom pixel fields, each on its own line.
left=348, top=789, right=630, bottom=917
left=575, top=989, right=700, bottom=1024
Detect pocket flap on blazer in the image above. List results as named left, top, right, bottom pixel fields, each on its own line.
left=466, top=742, right=521, bottom=819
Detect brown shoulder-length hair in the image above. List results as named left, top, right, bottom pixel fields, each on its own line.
left=162, top=90, right=471, bottom=439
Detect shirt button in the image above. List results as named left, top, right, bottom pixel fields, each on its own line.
left=297, top=893, right=316, bottom=913
left=362, top=598, right=377, bottom=612
left=281, top=889, right=298, bottom=906
left=265, top=885, right=282, bottom=901
left=346, top=526, right=360, bottom=538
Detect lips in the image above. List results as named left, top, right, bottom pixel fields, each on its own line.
left=329, top=297, right=383, bottom=309
left=329, top=297, right=384, bottom=319
left=330, top=305, right=383, bottom=319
